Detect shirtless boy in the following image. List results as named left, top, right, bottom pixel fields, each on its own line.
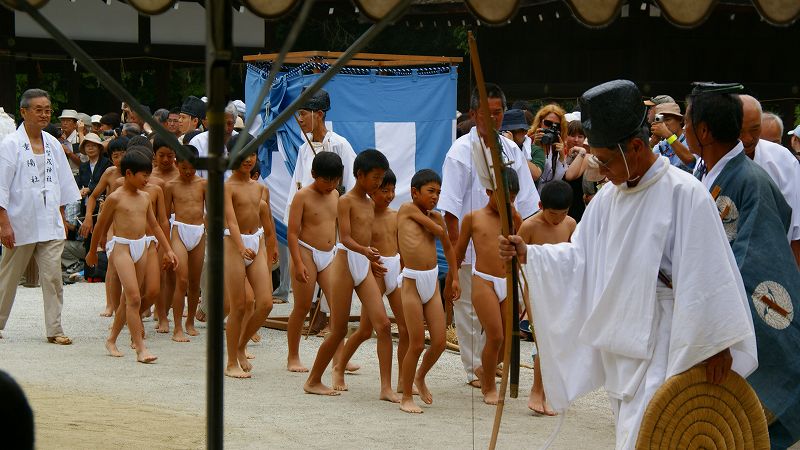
left=397, top=169, right=460, bottom=413
left=343, top=169, right=410, bottom=392
left=454, top=168, right=522, bottom=405
left=79, top=137, right=127, bottom=317
left=164, top=145, right=207, bottom=342
left=86, top=149, right=178, bottom=363
left=286, top=152, right=343, bottom=372
left=223, top=148, right=276, bottom=379
left=151, top=136, right=180, bottom=332
left=518, top=179, right=576, bottom=416
left=304, top=149, right=396, bottom=401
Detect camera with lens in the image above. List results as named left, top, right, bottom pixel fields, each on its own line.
left=102, top=130, right=116, bottom=137
left=653, top=113, right=665, bottom=123
left=540, top=119, right=560, bottom=146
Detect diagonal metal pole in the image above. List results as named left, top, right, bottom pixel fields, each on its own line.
left=18, top=2, right=194, bottom=164
left=229, top=0, right=316, bottom=160
left=227, top=0, right=412, bottom=168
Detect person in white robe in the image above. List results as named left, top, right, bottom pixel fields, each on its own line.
left=283, top=88, right=356, bottom=223
left=439, top=83, right=539, bottom=385
left=499, top=80, right=758, bottom=450
left=189, top=101, right=238, bottom=180
left=739, top=95, right=800, bottom=265
left=0, top=89, right=81, bottom=343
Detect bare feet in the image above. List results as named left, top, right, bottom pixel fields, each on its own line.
left=287, top=358, right=309, bottom=373
left=225, top=364, right=251, bottom=379
left=195, top=310, right=207, bottom=323
left=250, top=332, right=261, bottom=343
left=380, top=388, right=401, bottom=403
left=345, top=362, right=360, bottom=373
left=303, top=381, right=340, bottom=396
left=141, top=309, right=152, bottom=319
left=238, top=353, right=253, bottom=372
left=415, top=377, right=433, bottom=405
left=528, top=389, right=558, bottom=416
left=185, top=324, right=199, bottom=336
left=467, top=379, right=482, bottom=389
left=105, top=340, right=123, bottom=357
left=245, top=351, right=255, bottom=360
left=332, top=367, right=348, bottom=391
left=397, top=384, right=420, bottom=395
left=100, top=307, right=113, bottom=317
left=172, top=330, right=190, bottom=342
left=483, top=389, right=499, bottom=405
left=400, top=397, right=423, bottom=414
left=155, top=319, right=169, bottom=334
left=136, top=349, right=158, bottom=364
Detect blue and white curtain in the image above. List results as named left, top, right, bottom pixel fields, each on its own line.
left=245, top=63, right=458, bottom=250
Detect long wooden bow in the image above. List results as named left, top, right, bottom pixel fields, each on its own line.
left=467, top=31, right=521, bottom=450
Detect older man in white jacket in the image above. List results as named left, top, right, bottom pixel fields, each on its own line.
left=0, top=89, right=81, bottom=344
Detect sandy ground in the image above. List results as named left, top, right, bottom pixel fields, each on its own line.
left=1, top=282, right=615, bottom=449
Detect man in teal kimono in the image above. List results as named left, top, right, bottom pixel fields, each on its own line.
left=686, top=82, right=800, bottom=449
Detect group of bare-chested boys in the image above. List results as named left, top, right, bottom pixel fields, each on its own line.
left=81, top=132, right=577, bottom=414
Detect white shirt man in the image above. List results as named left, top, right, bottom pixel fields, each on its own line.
left=439, top=89, right=540, bottom=385
left=0, top=90, right=81, bottom=343
left=751, top=139, right=800, bottom=244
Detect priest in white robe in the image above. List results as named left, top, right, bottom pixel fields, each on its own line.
left=499, top=80, right=758, bottom=450
left=0, top=89, right=81, bottom=344
left=283, top=88, right=356, bottom=222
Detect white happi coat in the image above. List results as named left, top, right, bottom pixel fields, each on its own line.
left=753, top=139, right=800, bottom=241
left=0, top=125, right=81, bottom=246
left=283, top=130, right=356, bottom=222
left=523, top=156, right=758, bottom=449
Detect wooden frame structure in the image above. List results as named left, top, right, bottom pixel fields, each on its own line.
left=244, top=50, right=462, bottom=67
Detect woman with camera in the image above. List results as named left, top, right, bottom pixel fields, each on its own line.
left=528, top=104, right=568, bottom=193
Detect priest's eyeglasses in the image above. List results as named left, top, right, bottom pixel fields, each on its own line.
left=587, top=143, right=625, bottom=171
left=25, top=107, right=53, bottom=116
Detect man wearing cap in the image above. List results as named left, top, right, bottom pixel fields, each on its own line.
left=0, top=89, right=81, bottom=344
left=178, top=96, right=206, bottom=141
left=285, top=88, right=357, bottom=220
left=440, top=83, right=539, bottom=388
left=500, top=80, right=757, bottom=449
left=789, top=124, right=800, bottom=157
left=650, top=102, right=695, bottom=172
left=90, top=114, right=103, bottom=136
left=501, top=108, right=542, bottom=181
left=739, top=95, right=800, bottom=266
left=686, top=84, right=800, bottom=448
left=58, top=109, right=83, bottom=174
left=643, top=94, right=675, bottom=127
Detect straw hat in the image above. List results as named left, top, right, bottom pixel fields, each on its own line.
left=636, top=365, right=769, bottom=449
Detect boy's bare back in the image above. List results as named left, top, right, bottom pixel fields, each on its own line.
left=397, top=203, right=441, bottom=271
left=225, top=177, right=267, bottom=234
left=294, top=185, right=338, bottom=251
left=166, top=176, right=206, bottom=225
left=371, top=208, right=398, bottom=256
left=518, top=213, right=576, bottom=245
left=340, top=191, right=374, bottom=247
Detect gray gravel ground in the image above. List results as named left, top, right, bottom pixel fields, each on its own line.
left=0, top=282, right=615, bottom=449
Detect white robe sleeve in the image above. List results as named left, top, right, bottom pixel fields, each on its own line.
left=48, top=134, right=80, bottom=206
left=438, top=155, right=469, bottom=221
left=0, top=135, right=14, bottom=209
left=523, top=205, right=605, bottom=411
